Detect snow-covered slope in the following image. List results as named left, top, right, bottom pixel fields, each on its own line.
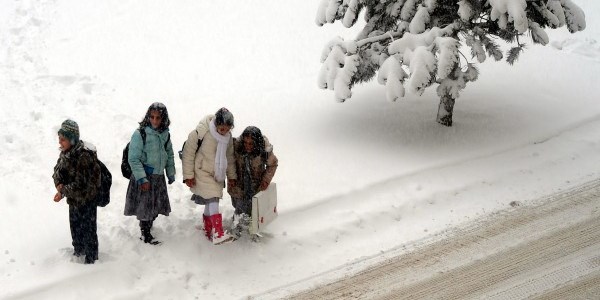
left=1, top=0, right=599, bottom=299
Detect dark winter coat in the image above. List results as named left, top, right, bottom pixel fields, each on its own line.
left=227, top=136, right=278, bottom=200
left=53, top=141, right=101, bottom=207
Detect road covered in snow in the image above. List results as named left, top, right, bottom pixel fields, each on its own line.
left=257, top=179, right=600, bottom=299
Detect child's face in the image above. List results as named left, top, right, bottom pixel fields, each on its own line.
left=216, top=125, right=232, bottom=136
left=243, top=136, right=254, bottom=153
left=149, top=110, right=162, bottom=129
left=58, top=135, right=71, bottom=152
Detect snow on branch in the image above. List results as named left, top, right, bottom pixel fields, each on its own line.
left=436, top=64, right=479, bottom=100
left=389, top=24, right=458, bottom=55
left=457, top=0, right=474, bottom=22
left=547, top=0, right=567, bottom=27
left=406, top=46, right=437, bottom=95
left=465, top=35, right=487, bottom=63
left=561, top=0, right=586, bottom=33
left=529, top=22, right=549, bottom=45
left=320, top=37, right=344, bottom=63
left=401, top=0, right=419, bottom=22
left=489, top=0, right=528, bottom=33
left=532, top=2, right=560, bottom=28
left=409, top=6, right=431, bottom=34
left=343, top=0, right=360, bottom=27
left=435, top=37, right=460, bottom=80
left=334, top=54, right=360, bottom=101
left=316, top=0, right=587, bottom=106
left=318, top=44, right=346, bottom=90
left=316, top=0, right=331, bottom=26
left=325, top=0, right=343, bottom=24
left=378, top=55, right=407, bottom=102
left=356, top=27, right=407, bottom=48
left=318, top=39, right=361, bottom=101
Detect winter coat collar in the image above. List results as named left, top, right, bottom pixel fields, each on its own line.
left=62, top=140, right=97, bottom=158
left=61, top=140, right=84, bottom=158
left=144, top=126, right=170, bottom=136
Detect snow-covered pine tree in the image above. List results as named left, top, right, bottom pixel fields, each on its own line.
left=316, top=0, right=586, bottom=126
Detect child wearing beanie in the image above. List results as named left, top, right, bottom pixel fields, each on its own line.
left=52, top=119, right=101, bottom=264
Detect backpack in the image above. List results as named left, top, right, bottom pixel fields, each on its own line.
left=178, top=135, right=202, bottom=160
left=121, top=128, right=170, bottom=179
left=95, top=159, right=112, bottom=207
left=82, top=145, right=112, bottom=207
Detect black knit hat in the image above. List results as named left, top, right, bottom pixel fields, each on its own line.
left=58, top=119, right=80, bottom=145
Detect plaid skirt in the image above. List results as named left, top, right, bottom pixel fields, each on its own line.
left=124, top=174, right=171, bottom=221
left=190, top=194, right=219, bottom=205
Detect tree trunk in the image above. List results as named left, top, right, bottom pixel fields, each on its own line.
left=436, top=94, right=455, bottom=127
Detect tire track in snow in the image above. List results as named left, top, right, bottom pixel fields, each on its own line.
left=254, top=179, right=600, bottom=299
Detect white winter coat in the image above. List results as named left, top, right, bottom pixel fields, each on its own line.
left=182, top=115, right=237, bottom=199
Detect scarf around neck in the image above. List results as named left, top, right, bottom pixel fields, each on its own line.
left=209, top=119, right=231, bottom=182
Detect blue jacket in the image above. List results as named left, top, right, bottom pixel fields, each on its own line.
left=128, top=126, right=175, bottom=184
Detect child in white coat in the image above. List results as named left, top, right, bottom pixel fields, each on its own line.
left=181, top=108, right=237, bottom=244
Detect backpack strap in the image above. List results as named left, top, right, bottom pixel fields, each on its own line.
left=164, top=133, right=170, bottom=150
left=192, top=130, right=203, bottom=153
left=139, top=128, right=147, bottom=146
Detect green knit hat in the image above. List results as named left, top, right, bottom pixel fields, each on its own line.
left=58, top=119, right=80, bottom=145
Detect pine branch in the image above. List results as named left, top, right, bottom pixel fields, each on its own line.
left=356, top=26, right=408, bottom=48
left=479, top=35, right=503, bottom=61
left=458, top=50, right=470, bottom=65
left=506, top=46, right=524, bottom=65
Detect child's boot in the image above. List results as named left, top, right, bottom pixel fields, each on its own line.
left=140, top=220, right=161, bottom=245
left=210, top=214, right=233, bottom=245
left=202, top=214, right=213, bottom=241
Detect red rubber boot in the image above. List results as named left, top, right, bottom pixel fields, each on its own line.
left=210, top=214, right=233, bottom=245
left=202, top=214, right=213, bottom=241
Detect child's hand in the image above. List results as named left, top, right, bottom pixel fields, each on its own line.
left=140, top=182, right=151, bottom=192
left=53, top=192, right=62, bottom=202
left=228, top=179, right=237, bottom=188
left=185, top=178, right=196, bottom=188
left=259, top=181, right=269, bottom=191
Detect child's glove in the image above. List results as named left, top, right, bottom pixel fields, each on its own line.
left=168, top=176, right=175, bottom=185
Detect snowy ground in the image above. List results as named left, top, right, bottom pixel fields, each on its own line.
left=1, top=0, right=599, bottom=299
left=266, top=180, right=600, bottom=299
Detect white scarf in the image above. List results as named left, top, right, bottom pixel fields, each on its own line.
left=209, top=119, right=230, bottom=182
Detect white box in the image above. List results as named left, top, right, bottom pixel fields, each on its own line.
left=250, top=183, right=278, bottom=235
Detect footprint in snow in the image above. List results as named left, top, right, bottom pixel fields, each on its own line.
left=551, top=38, right=600, bottom=61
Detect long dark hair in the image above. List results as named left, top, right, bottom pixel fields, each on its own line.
left=139, top=102, right=171, bottom=132
left=237, top=126, right=265, bottom=157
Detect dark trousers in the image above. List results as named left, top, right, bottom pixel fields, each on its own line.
left=69, top=202, right=98, bottom=261
left=232, top=198, right=252, bottom=215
